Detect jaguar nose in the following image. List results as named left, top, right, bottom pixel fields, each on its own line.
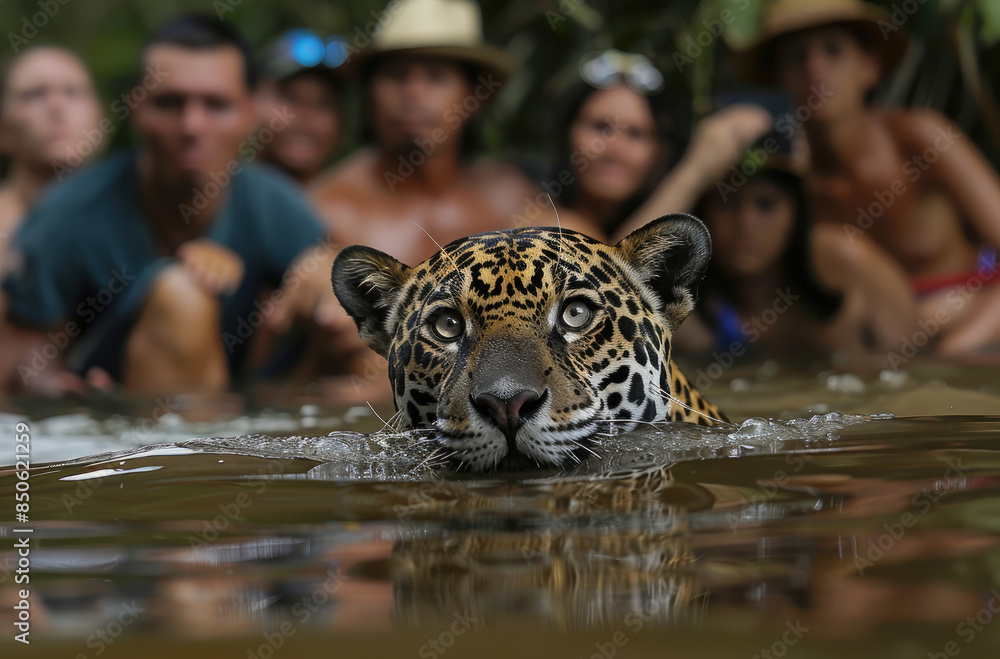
left=471, top=389, right=547, bottom=448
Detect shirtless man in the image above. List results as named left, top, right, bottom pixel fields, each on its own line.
left=309, top=0, right=597, bottom=384
left=736, top=0, right=1000, bottom=355
left=0, top=47, right=103, bottom=279
left=309, top=54, right=592, bottom=263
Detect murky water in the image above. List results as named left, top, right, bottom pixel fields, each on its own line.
left=3, top=361, right=1000, bottom=657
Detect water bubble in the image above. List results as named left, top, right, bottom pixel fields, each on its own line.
left=729, top=417, right=772, bottom=440
left=879, top=370, right=908, bottom=388
left=160, top=413, right=183, bottom=428
left=343, top=406, right=372, bottom=424
left=730, top=378, right=751, bottom=392
left=825, top=373, right=865, bottom=394
left=757, top=360, right=780, bottom=379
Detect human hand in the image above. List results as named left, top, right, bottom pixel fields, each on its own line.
left=27, top=367, right=115, bottom=397
left=681, top=104, right=774, bottom=185
left=266, top=245, right=341, bottom=334
left=176, top=239, right=245, bottom=295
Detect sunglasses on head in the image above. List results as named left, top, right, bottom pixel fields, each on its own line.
left=279, top=29, right=349, bottom=69
left=579, top=49, right=665, bottom=95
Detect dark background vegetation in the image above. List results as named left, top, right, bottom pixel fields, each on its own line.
left=3, top=0, right=1000, bottom=166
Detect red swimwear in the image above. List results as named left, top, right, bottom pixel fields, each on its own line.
left=911, top=246, right=999, bottom=296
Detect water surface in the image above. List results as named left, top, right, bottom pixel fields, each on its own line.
left=3, top=361, right=1000, bottom=657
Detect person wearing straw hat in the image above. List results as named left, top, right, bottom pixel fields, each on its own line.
left=733, top=0, right=1000, bottom=356
left=306, top=0, right=597, bottom=386
left=310, top=0, right=596, bottom=264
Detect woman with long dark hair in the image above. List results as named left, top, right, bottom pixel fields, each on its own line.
left=552, top=49, right=775, bottom=240
left=552, top=50, right=687, bottom=235
left=674, top=156, right=916, bottom=367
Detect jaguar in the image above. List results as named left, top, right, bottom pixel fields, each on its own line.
left=331, top=213, right=727, bottom=471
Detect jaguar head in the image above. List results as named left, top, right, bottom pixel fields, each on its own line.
left=331, top=214, right=713, bottom=471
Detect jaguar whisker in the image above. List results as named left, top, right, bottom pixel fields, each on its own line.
left=648, top=383, right=733, bottom=427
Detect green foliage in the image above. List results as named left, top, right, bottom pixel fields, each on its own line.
left=974, top=0, right=1000, bottom=44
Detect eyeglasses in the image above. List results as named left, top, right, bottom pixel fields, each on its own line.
left=579, top=49, right=665, bottom=95
left=279, top=29, right=349, bottom=69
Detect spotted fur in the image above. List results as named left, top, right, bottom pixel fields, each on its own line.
left=332, top=214, right=726, bottom=471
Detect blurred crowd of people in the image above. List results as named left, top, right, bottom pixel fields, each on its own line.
left=1, top=0, right=998, bottom=402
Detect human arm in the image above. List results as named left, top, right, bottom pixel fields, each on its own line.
left=0, top=317, right=113, bottom=394
left=614, top=105, right=773, bottom=240
left=265, top=242, right=341, bottom=334
left=810, top=224, right=917, bottom=357
left=933, top=284, right=1000, bottom=356
left=263, top=240, right=389, bottom=392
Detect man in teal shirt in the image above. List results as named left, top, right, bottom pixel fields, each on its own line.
left=0, top=15, right=338, bottom=395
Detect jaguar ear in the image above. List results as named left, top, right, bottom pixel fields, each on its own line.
left=613, top=213, right=711, bottom=331
left=331, top=245, right=412, bottom=357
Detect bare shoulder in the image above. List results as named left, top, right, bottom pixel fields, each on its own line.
left=309, top=150, right=379, bottom=204
left=469, top=158, right=536, bottom=204
left=880, top=107, right=960, bottom=150
left=307, top=150, right=382, bottom=230
left=469, top=157, right=527, bottom=178
left=468, top=158, right=604, bottom=239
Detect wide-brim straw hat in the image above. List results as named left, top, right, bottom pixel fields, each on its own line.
left=344, top=0, right=516, bottom=84
left=733, top=0, right=909, bottom=84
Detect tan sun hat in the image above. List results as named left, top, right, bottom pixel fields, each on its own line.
left=345, top=0, right=516, bottom=84
left=733, top=0, right=909, bottom=84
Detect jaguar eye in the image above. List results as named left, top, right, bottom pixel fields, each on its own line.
left=561, top=299, right=594, bottom=331
left=431, top=309, right=464, bottom=341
